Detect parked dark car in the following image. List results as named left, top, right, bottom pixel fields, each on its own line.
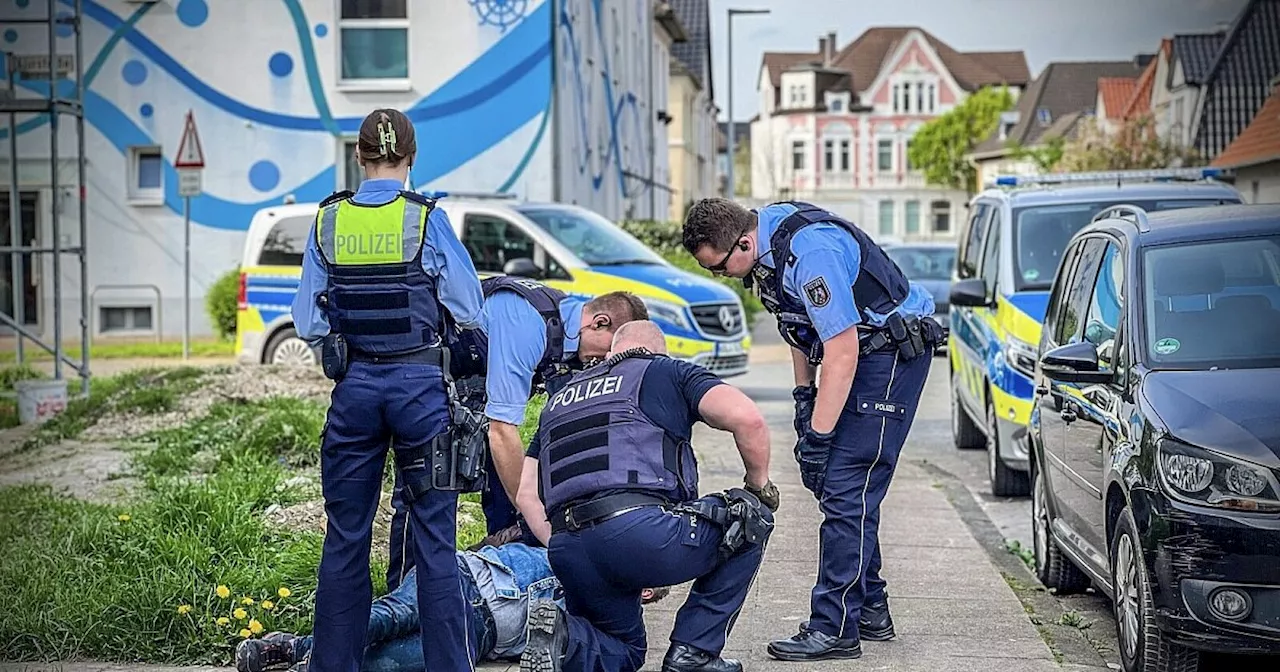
left=1028, top=203, right=1280, bottom=672
left=884, top=241, right=956, bottom=349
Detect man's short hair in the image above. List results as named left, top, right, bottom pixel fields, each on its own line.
left=611, top=320, right=668, bottom=355
left=584, top=291, right=648, bottom=326
left=682, top=198, right=757, bottom=255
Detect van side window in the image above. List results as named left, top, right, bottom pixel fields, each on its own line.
left=958, top=203, right=990, bottom=279
left=980, top=208, right=1002, bottom=296
left=1083, top=243, right=1124, bottom=370
left=1041, top=242, right=1082, bottom=351
left=258, top=216, right=314, bottom=266
left=1059, top=238, right=1108, bottom=346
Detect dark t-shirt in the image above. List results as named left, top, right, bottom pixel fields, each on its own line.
left=525, top=356, right=725, bottom=459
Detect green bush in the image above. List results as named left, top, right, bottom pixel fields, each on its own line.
left=206, top=267, right=240, bottom=341
left=620, top=220, right=763, bottom=327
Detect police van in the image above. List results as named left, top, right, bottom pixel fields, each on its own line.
left=235, top=194, right=752, bottom=377
left=947, top=168, right=1242, bottom=497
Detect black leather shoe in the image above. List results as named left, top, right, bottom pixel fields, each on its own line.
left=235, top=633, right=299, bottom=672
left=522, top=599, right=568, bottom=672
left=767, top=628, right=862, bottom=661
left=860, top=598, right=895, bottom=641
left=661, top=643, right=742, bottom=672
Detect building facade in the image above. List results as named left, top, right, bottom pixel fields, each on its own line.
left=665, top=0, right=716, bottom=222
left=751, top=29, right=1028, bottom=243
left=0, top=0, right=676, bottom=342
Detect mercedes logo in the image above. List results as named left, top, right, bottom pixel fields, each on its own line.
left=718, top=305, right=741, bottom=333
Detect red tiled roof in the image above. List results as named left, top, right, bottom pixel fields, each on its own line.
left=1099, top=77, right=1138, bottom=119
left=1121, top=39, right=1172, bottom=120
left=1212, top=86, right=1280, bottom=169
left=763, top=51, right=820, bottom=87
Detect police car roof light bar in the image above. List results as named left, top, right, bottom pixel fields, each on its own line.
left=1092, top=203, right=1151, bottom=232
left=419, top=190, right=520, bottom=201
left=991, top=167, right=1222, bottom=189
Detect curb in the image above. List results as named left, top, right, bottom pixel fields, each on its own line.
left=913, top=459, right=1116, bottom=670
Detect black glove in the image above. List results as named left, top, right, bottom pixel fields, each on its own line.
left=794, top=426, right=835, bottom=498
left=792, top=385, right=817, bottom=437
left=745, top=479, right=781, bottom=512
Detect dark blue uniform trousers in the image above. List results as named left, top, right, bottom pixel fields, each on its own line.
left=312, top=361, right=477, bottom=672
left=548, top=502, right=772, bottom=672
left=809, top=348, right=931, bottom=639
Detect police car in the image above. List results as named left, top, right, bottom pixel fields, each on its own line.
left=947, top=168, right=1243, bottom=497
left=235, top=193, right=752, bottom=377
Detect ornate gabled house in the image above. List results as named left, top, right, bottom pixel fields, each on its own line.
left=751, top=28, right=1029, bottom=242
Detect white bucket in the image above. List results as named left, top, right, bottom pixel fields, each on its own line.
left=14, top=379, right=69, bottom=425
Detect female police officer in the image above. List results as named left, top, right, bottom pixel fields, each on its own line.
left=290, top=108, right=485, bottom=672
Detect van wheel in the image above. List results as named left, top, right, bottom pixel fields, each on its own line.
left=988, top=399, right=1030, bottom=497
left=1032, top=467, right=1091, bottom=593
left=951, top=371, right=984, bottom=450
left=1112, top=507, right=1201, bottom=672
left=265, top=328, right=318, bottom=366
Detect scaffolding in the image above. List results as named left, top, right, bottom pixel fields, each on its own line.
left=2, top=0, right=90, bottom=396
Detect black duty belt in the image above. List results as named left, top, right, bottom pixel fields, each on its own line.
left=549, top=492, right=670, bottom=534
left=352, top=347, right=446, bottom=366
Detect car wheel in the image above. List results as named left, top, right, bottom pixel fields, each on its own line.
left=1112, top=507, right=1201, bottom=672
left=987, top=399, right=1030, bottom=497
left=265, top=328, right=318, bottom=367
left=1032, top=466, right=1091, bottom=593
left=951, top=371, right=985, bottom=450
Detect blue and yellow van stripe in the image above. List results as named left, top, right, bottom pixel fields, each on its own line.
left=950, top=293, right=1044, bottom=426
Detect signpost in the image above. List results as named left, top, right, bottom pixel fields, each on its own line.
left=174, top=110, right=205, bottom=360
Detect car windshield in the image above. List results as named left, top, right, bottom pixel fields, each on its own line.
left=517, top=207, right=667, bottom=266
left=886, top=246, right=955, bottom=281
left=1012, top=198, right=1236, bottom=291
left=1143, top=234, right=1280, bottom=369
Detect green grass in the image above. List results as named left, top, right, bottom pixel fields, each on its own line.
left=0, top=339, right=234, bottom=365
left=0, top=370, right=544, bottom=664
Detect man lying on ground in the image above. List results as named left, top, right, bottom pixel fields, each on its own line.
left=235, top=526, right=670, bottom=672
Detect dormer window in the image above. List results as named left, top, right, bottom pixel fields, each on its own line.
left=825, top=91, right=850, bottom=113
left=1037, top=108, right=1052, bottom=126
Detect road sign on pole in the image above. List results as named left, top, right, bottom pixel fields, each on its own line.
left=175, top=110, right=204, bottom=361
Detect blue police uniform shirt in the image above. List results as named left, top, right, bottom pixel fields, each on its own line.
left=755, top=203, right=935, bottom=342
left=525, top=356, right=724, bottom=460
left=482, top=293, right=584, bottom=426
left=291, top=178, right=485, bottom=343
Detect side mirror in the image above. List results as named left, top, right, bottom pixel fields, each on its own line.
left=1040, top=341, right=1113, bottom=385
left=503, top=257, right=544, bottom=279
left=950, top=278, right=991, bottom=308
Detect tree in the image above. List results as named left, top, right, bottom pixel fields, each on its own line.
left=908, top=86, right=1015, bottom=194
left=1057, top=114, right=1198, bottom=172
left=733, top=143, right=750, bottom=196
left=1010, top=136, right=1066, bottom=172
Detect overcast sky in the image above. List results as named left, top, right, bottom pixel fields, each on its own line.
left=708, top=0, right=1251, bottom=122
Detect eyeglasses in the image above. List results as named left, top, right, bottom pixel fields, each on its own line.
left=704, top=228, right=750, bottom=275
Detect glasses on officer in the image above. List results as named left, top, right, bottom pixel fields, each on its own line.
left=704, top=228, right=751, bottom=276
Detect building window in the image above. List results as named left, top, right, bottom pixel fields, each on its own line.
left=900, top=84, right=911, bottom=113
left=128, top=145, right=163, bottom=203
left=339, top=0, right=409, bottom=83
left=839, top=139, right=850, bottom=172
left=877, top=139, right=893, bottom=172
left=878, top=200, right=895, bottom=236
left=932, top=200, right=951, bottom=233
left=791, top=140, right=806, bottom=171
left=99, top=306, right=154, bottom=335
left=1037, top=107, right=1052, bottom=126
left=892, top=84, right=900, bottom=113
left=905, top=200, right=920, bottom=234
left=830, top=97, right=844, bottom=112
left=341, top=139, right=363, bottom=190
left=928, top=84, right=936, bottom=113
left=823, top=139, right=835, bottom=172
left=905, top=139, right=915, bottom=171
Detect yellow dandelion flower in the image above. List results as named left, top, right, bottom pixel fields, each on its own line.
left=239, top=628, right=252, bottom=639
left=277, top=587, right=291, bottom=598
left=233, top=608, right=247, bottom=620
left=216, top=617, right=230, bottom=626
left=248, top=619, right=264, bottom=635
left=176, top=604, right=192, bottom=615
left=261, top=600, right=275, bottom=610
left=216, top=585, right=230, bottom=599
left=241, top=597, right=255, bottom=606
left=117, top=514, right=131, bottom=522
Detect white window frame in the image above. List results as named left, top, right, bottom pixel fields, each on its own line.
left=876, top=138, right=894, bottom=173
left=338, top=137, right=362, bottom=190
left=127, top=145, right=164, bottom=205
left=96, top=303, right=156, bottom=338
left=878, top=200, right=896, bottom=236
left=336, top=0, right=411, bottom=92
left=838, top=138, right=851, bottom=172
left=790, top=140, right=807, bottom=172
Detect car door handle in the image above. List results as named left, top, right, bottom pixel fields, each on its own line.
left=1061, top=407, right=1077, bottom=423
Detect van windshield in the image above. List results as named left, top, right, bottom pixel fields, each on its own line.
left=516, top=206, right=666, bottom=266
left=1011, top=199, right=1235, bottom=291
left=886, top=246, right=955, bottom=281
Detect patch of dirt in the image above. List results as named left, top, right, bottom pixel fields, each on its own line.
left=83, top=365, right=333, bottom=442
left=0, top=440, right=136, bottom=505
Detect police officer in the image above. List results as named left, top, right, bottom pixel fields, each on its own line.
left=291, top=108, right=485, bottom=672
left=516, top=321, right=780, bottom=672
left=681, top=198, right=940, bottom=662
left=385, top=286, right=649, bottom=585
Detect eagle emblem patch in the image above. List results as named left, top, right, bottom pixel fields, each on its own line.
left=803, top=277, right=831, bottom=307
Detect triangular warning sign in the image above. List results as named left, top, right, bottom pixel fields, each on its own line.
left=174, top=110, right=205, bottom=169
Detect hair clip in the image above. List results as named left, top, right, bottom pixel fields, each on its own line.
left=377, top=121, right=398, bottom=157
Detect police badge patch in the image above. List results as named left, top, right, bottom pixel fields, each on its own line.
left=803, top=277, right=831, bottom=307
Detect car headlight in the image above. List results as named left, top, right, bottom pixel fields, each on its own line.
left=1004, top=334, right=1038, bottom=378
left=1157, top=438, right=1280, bottom=512
left=640, top=297, right=693, bottom=331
